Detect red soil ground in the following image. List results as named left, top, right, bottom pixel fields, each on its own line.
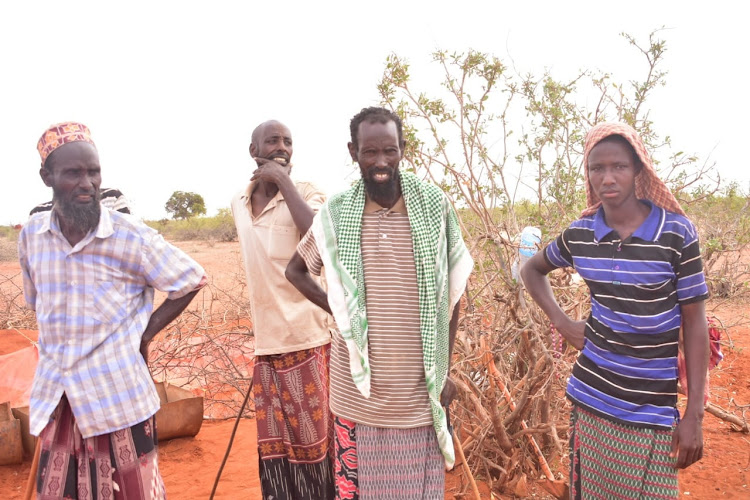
left=1, top=241, right=749, bottom=499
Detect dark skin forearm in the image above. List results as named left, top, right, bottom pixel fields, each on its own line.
left=252, top=158, right=315, bottom=235
left=275, top=175, right=315, bottom=235
left=140, top=288, right=201, bottom=363
left=440, top=303, right=461, bottom=406
left=285, top=251, right=332, bottom=314
left=520, top=251, right=585, bottom=349
left=681, top=301, right=709, bottom=418
left=448, top=302, right=459, bottom=363
left=671, top=300, right=709, bottom=468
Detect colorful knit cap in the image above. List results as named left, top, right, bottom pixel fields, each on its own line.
left=581, top=122, right=685, bottom=217
left=37, top=122, right=96, bottom=165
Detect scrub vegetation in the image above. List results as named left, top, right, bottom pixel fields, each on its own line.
left=1, top=27, right=749, bottom=500
left=0, top=227, right=19, bottom=262
left=144, top=208, right=237, bottom=243
left=378, top=29, right=750, bottom=496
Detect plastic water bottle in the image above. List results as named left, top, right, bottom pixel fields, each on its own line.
left=519, top=226, right=542, bottom=260
left=512, top=226, right=542, bottom=280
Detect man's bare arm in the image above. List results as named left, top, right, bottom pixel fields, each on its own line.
left=285, top=251, right=331, bottom=314
left=671, top=300, right=709, bottom=468
left=440, top=302, right=461, bottom=406
left=140, top=288, right=201, bottom=363
left=448, top=301, right=460, bottom=362
left=253, top=158, right=315, bottom=234
left=520, top=251, right=585, bottom=349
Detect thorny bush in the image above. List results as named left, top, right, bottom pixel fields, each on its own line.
left=378, top=29, right=749, bottom=495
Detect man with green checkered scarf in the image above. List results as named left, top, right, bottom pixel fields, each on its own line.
left=286, top=107, right=473, bottom=499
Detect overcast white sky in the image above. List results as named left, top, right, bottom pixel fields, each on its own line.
left=1, top=1, right=747, bottom=224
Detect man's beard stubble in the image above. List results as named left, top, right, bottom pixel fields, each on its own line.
left=362, top=166, right=401, bottom=202
left=53, top=189, right=102, bottom=234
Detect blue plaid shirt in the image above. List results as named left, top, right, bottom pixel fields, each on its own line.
left=19, top=208, right=205, bottom=438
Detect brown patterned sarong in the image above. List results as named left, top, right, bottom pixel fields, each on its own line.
left=333, top=416, right=444, bottom=500
left=37, top=395, right=165, bottom=500
left=570, top=405, right=678, bottom=499
left=253, top=344, right=334, bottom=499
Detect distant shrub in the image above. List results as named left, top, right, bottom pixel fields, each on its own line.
left=0, top=225, right=20, bottom=240
left=0, top=226, right=20, bottom=261
left=0, top=240, right=17, bottom=261
left=165, top=191, right=207, bottom=220
left=686, top=183, right=750, bottom=299
left=146, top=208, right=237, bottom=242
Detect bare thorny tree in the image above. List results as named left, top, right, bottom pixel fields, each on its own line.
left=377, top=29, right=747, bottom=496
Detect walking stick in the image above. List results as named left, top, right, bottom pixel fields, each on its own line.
left=209, top=377, right=254, bottom=500
left=22, top=438, right=40, bottom=500
left=453, top=429, right=481, bottom=500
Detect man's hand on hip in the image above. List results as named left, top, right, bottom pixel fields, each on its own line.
left=554, top=317, right=587, bottom=350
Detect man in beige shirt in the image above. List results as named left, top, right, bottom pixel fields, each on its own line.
left=230, top=120, right=333, bottom=499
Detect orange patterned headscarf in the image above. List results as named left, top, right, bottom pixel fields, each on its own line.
left=581, top=122, right=684, bottom=217
left=37, top=122, right=96, bottom=166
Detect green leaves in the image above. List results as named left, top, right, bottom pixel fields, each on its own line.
left=165, top=190, right=207, bottom=220
left=376, top=29, right=721, bottom=239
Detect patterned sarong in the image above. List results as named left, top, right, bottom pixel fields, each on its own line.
left=253, top=344, right=334, bottom=499
left=569, top=406, right=678, bottom=499
left=37, top=395, right=165, bottom=500
left=333, top=416, right=444, bottom=500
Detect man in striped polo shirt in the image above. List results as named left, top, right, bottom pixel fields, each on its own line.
left=521, top=122, right=710, bottom=499
left=286, top=107, right=473, bottom=499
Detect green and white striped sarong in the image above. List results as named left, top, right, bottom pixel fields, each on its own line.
left=570, top=405, right=679, bottom=499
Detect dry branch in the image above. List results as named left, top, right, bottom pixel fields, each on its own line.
left=706, top=402, right=750, bottom=433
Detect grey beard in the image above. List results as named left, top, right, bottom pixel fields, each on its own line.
left=54, top=191, right=102, bottom=234
left=363, top=168, right=401, bottom=202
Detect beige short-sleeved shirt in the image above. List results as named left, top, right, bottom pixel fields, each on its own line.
left=297, top=197, right=433, bottom=428
left=231, top=180, right=331, bottom=355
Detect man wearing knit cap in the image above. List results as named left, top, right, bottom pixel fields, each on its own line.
left=521, top=122, right=709, bottom=499
left=19, top=122, right=207, bottom=499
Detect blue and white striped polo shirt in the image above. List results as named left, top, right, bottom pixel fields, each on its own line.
left=545, top=201, right=708, bottom=429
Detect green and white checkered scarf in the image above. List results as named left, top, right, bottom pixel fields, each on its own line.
left=310, top=170, right=473, bottom=468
